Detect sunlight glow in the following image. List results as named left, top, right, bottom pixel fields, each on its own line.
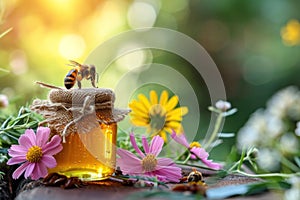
left=58, top=34, right=86, bottom=59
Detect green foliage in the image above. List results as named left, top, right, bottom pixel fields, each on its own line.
left=0, top=106, right=42, bottom=147
left=117, top=129, right=144, bottom=153
left=0, top=106, right=42, bottom=175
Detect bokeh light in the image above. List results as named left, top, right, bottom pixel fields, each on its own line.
left=9, top=50, right=28, bottom=75
left=59, top=34, right=86, bottom=59
left=281, top=19, right=300, bottom=46
left=127, top=1, right=157, bottom=29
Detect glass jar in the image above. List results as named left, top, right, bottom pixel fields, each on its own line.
left=31, top=88, right=129, bottom=181
left=48, top=123, right=117, bottom=181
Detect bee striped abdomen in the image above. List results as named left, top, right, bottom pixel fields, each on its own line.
left=64, top=69, right=78, bottom=89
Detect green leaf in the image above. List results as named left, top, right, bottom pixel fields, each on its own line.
left=294, top=157, right=300, bottom=168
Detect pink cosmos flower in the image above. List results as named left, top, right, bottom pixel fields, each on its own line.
left=7, top=127, right=63, bottom=180
left=171, top=130, right=222, bottom=170
left=117, top=133, right=182, bottom=183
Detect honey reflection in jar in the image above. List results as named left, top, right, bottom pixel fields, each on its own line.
left=48, top=123, right=117, bottom=181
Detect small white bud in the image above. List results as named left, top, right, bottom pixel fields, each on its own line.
left=215, top=100, right=231, bottom=111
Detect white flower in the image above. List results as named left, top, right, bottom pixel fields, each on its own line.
left=215, top=100, right=231, bottom=111
left=237, top=126, right=260, bottom=150
left=265, top=114, right=285, bottom=138
left=0, top=94, right=9, bottom=108
left=280, top=133, right=299, bottom=155
left=295, top=122, right=300, bottom=136
left=256, top=148, right=281, bottom=172
left=267, top=86, right=300, bottom=120
left=284, top=177, right=300, bottom=200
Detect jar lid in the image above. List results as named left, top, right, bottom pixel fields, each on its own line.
left=49, top=88, right=115, bottom=105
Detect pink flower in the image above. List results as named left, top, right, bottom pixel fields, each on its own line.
left=0, top=94, right=9, bottom=108
left=117, top=133, right=182, bottom=183
left=7, top=127, right=63, bottom=180
left=171, top=130, right=222, bottom=170
left=190, top=147, right=222, bottom=170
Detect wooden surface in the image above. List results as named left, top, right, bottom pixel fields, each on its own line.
left=15, top=174, right=281, bottom=200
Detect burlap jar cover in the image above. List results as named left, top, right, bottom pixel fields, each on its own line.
left=30, top=88, right=130, bottom=142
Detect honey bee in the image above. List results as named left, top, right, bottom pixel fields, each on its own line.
left=64, top=60, right=98, bottom=89
left=187, top=168, right=203, bottom=183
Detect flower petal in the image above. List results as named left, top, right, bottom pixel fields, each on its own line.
left=36, top=127, right=50, bottom=147
left=171, top=130, right=190, bottom=148
left=165, top=95, right=178, bottom=112
left=43, top=135, right=63, bottom=155
left=18, top=133, right=33, bottom=149
left=137, top=94, right=151, bottom=111
left=7, top=156, right=27, bottom=165
left=117, top=149, right=143, bottom=174
left=159, top=90, right=169, bottom=106
left=31, top=162, right=48, bottom=180
left=190, top=147, right=222, bottom=170
left=166, top=107, right=188, bottom=118
left=130, top=133, right=145, bottom=158
left=190, top=147, right=208, bottom=160
left=150, top=90, right=158, bottom=105
left=9, top=144, right=27, bottom=154
left=149, top=135, right=164, bottom=156
left=24, top=129, right=37, bottom=146
left=129, top=100, right=149, bottom=114
left=202, top=159, right=223, bottom=170
left=24, top=162, right=35, bottom=179
left=155, top=165, right=182, bottom=182
left=40, top=155, right=57, bottom=168
left=142, top=136, right=150, bottom=154
left=157, top=158, right=175, bottom=167
left=12, top=162, right=30, bottom=179
left=8, top=147, right=27, bottom=158
left=158, top=130, right=168, bottom=142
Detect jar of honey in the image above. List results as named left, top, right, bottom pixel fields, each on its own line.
left=31, top=88, right=129, bottom=181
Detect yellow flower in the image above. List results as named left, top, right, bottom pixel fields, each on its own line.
left=281, top=19, right=300, bottom=46
left=129, top=90, right=188, bottom=141
left=189, top=141, right=201, bottom=149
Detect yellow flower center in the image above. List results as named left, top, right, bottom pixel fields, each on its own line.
left=26, top=145, right=43, bottom=163
left=189, top=141, right=201, bottom=149
left=149, top=104, right=166, bottom=132
left=142, top=154, right=157, bottom=172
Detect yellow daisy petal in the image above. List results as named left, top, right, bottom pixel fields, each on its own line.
left=166, top=107, right=188, bottom=118
left=159, top=90, right=169, bottom=106
left=166, top=114, right=182, bottom=121
left=138, top=94, right=151, bottom=110
left=159, top=130, right=168, bottom=142
left=130, top=113, right=149, bottom=122
left=165, top=121, right=181, bottom=129
left=129, top=104, right=150, bottom=119
left=130, top=118, right=149, bottom=126
left=164, top=95, right=179, bottom=111
left=129, top=100, right=149, bottom=114
left=150, top=90, right=158, bottom=105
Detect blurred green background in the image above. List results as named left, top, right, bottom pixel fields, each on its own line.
left=1, top=0, right=300, bottom=159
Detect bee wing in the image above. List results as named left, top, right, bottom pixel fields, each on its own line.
left=67, top=60, right=82, bottom=68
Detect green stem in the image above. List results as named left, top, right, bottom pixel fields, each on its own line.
left=232, top=170, right=300, bottom=178
left=175, top=153, right=191, bottom=164
left=173, top=149, right=188, bottom=162
left=204, top=113, right=223, bottom=149
left=280, top=155, right=300, bottom=172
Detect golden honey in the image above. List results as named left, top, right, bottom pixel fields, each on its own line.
left=48, top=123, right=117, bottom=181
